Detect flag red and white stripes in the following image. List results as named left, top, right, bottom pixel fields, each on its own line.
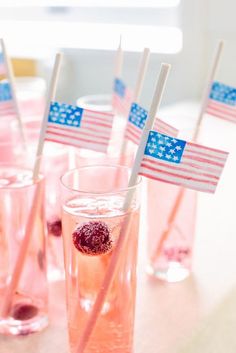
left=125, top=116, right=178, bottom=145
left=140, top=130, right=228, bottom=193
left=45, top=102, right=114, bottom=153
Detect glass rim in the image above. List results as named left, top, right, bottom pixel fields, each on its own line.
left=0, top=164, right=44, bottom=190
left=76, top=93, right=112, bottom=113
left=60, top=164, right=142, bottom=196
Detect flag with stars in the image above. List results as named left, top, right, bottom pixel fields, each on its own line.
left=0, top=52, right=6, bottom=75
left=112, top=77, right=133, bottom=117
left=0, top=81, right=15, bottom=117
left=139, top=130, right=228, bottom=193
left=125, top=102, right=178, bottom=144
left=45, top=101, right=114, bottom=153
left=206, top=81, right=236, bottom=123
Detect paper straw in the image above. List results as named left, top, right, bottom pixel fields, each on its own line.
left=119, top=47, right=150, bottom=159
left=151, top=40, right=224, bottom=263
left=75, top=63, right=171, bottom=353
left=0, top=38, right=26, bottom=145
left=33, top=53, right=63, bottom=180
left=0, top=53, right=62, bottom=318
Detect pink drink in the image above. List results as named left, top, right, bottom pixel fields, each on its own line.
left=61, top=166, right=141, bottom=353
left=146, top=180, right=197, bottom=282
left=0, top=166, right=48, bottom=335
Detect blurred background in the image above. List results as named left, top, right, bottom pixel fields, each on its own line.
left=0, top=0, right=235, bottom=107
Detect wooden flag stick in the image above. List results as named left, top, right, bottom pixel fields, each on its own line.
left=119, top=47, right=150, bottom=159
left=114, top=35, right=123, bottom=79
left=151, top=40, right=224, bottom=264
left=75, top=63, right=171, bottom=353
left=0, top=38, right=26, bottom=145
left=0, top=53, right=62, bottom=318
left=33, top=53, right=62, bottom=180
left=193, top=40, right=224, bottom=141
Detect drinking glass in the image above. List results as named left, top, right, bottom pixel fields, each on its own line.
left=0, top=165, right=48, bottom=335
left=60, top=165, right=141, bottom=353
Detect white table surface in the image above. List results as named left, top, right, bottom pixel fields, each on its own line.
left=2, top=101, right=236, bottom=353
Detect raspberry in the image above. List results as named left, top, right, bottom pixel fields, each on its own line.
left=47, top=218, right=62, bottom=237
left=11, top=304, right=38, bottom=321
left=72, top=221, right=112, bottom=256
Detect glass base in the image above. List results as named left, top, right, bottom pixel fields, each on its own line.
left=0, top=313, right=48, bottom=336
left=146, top=261, right=190, bottom=283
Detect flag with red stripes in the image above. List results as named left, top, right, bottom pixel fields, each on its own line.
left=125, top=102, right=178, bottom=144
left=206, top=81, right=236, bottom=123
left=0, top=53, right=5, bottom=75
left=0, top=81, right=15, bottom=117
left=45, top=101, right=114, bottom=153
left=112, top=78, right=133, bottom=117
left=139, top=130, right=228, bottom=194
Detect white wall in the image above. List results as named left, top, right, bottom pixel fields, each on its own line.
left=58, top=0, right=211, bottom=108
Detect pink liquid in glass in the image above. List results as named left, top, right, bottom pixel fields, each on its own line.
left=0, top=166, right=48, bottom=335
left=61, top=166, right=141, bottom=353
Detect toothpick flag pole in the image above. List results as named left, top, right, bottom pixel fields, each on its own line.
left=0, top=53, right=62, bottom=318
left=0, top=38, right=26, bottom=145
left=193, top=40, right=224, bottom=141
left=33, top=53, right=63, bottom=180
left=151, top=40, right=224, bottom=263
left=114, top=35, right=123, bottom=79
left=119, top=47, right=150, bottom=158
left=133, top=48, right=150, bottom=103
left=76, top=63, right=171, bottom=353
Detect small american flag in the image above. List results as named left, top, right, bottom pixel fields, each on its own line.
left=125, top=102, right=179, bottom=144
left=112, top=78, right=133, bottom=117
left=45, top=101, right=114, bottom=153
left=206, top=81, right=236, bottom=123
left=0, top=53, right=5, bottom=75
left=0, top=81, right=15, bottom=117
left=139, top=130, right=228, bottom=193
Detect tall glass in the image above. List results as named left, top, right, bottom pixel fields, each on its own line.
left=60, top=165, right=141, bottom=353
left=0, top=165, right=48, bottom=335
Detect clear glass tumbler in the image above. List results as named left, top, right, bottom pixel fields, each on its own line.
left=0, top=165, right=48, bottom=335
left=60, top=165, right=141, bottom=353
